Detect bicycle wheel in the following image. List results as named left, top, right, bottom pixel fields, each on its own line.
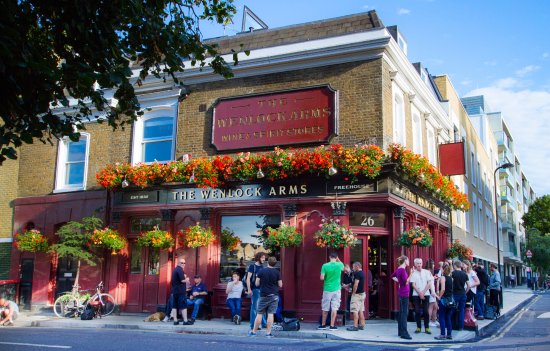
left=53, top=295, right=80, bottom=318
left=89, top=293, right=116, bottom=316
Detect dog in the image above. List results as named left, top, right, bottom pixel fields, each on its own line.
left=144, top=312, right=165, bottom=322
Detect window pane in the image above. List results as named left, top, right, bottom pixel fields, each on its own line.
left=143, top=140, right=172, bottom=162
left=219, top=215, right=281, bottom=283
left=65, top=162, right=84, bottom=185
left=148, top=248, right=160, bottom=275
left=144, top=117, right=173, bottom=139
left=130, top=245, right=143, bottom=274
left=130, top=217, right=161, bottom=234
left=67, top=140, right=86, bottom=162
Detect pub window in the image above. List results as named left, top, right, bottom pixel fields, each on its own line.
left=148, top=248, right=160, bottom=275
left=219, top=214, right=281, bottom=283
left=129, top=217, right=161, bottom=235
left=130, top=244, right=143, bottom=274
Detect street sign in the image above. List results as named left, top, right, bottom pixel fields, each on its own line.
left=526, top=249, right=533, bottom=258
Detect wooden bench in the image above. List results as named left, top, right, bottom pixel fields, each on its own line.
left=187, top=291, right=213, bottom=320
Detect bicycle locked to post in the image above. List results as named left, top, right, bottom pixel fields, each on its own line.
left=53, top=281, right=116, bottom=318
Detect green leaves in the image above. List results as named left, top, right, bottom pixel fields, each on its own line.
left=522, top=195, right=550, bottom=236
left=0, top=0, right=241, bottom=164
left=50, top=216, right=104, bottom=266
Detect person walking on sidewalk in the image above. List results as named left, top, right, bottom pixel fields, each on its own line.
left=171, top=258, right=192, bottom=325
left=226, top=272, right=244, bottom=324
left=451, top=260, right=470, bottom=331
left=489, top=263, right=502, bottom=316
left=409, top=258, right=434, bottom=335
left=346, top=262, right=366, bottom=331
left=247, top=252, right=267, bottom=331
left=391, top=255, right=412, bottom=340
left=318, top=252, right=344, bottom=330
left=248, top=256, right=282, bottom=338
left=434, top=263, right=453, bottom=340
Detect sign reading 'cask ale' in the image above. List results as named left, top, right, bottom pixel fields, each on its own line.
left=211, top=85, right=338, bottom=151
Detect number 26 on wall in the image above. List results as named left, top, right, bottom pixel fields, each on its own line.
left=361, top=216, right=375, bottom=227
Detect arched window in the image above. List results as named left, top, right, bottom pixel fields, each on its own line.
left=132, top=108, right=176, bottom=164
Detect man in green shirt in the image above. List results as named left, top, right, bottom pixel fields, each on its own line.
left=318, top=252, right=344, bottom=330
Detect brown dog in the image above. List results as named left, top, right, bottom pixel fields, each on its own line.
left=144, top=312, right=166, bottom=322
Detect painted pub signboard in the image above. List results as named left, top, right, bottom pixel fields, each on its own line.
left=211, top=85, right=338, bottom=151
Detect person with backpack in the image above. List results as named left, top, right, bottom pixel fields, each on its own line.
left=247, top=252, right=267, bottom=331
left=434, top=263, right=453, bottom=340
left=451, top=260, right=470, bottom=331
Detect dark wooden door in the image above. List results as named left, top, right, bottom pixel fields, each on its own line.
left=126, top=243, right=160, bottom=312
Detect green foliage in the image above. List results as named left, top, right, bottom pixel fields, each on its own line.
left=526, top=228, right=550, bottom=273
left=262, top=224, right=303, bottom=249
left=0, top=0, right=243, bottom=163
left=522, top=195, right=550, bottom=236
left=50, top=216, right=104, bottom=266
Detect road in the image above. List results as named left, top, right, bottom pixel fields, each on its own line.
left=0, top=292, right=548, bottom=351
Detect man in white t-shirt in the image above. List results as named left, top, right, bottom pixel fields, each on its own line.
left=409, top=258, right=435, bottom=334
left=0, top=297, right=19, bottom=326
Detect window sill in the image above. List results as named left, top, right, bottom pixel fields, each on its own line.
left=53, top=187, right=86, bottom=194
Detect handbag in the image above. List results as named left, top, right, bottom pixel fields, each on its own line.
left=441, top=296, right=456, bottom=308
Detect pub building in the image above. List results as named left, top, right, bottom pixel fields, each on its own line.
left=9, top=11, right=463, bottom=321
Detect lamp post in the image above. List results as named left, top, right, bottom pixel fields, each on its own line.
left=493, top=162, right=513, bottom=306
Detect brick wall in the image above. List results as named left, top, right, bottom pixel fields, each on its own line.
left=0, top=157, right=19, bottom=239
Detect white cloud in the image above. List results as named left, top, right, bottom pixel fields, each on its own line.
left=397, top=8, right=411, bottom=15
left=465, top=83, right=550, bottom=196
left=515, top=65, right=540, bottom=77
left=461, top=80, right=472, bottom=86
left=543, top=53, right=549, bottom=59
left=494, top=77, right=518, bottom=89
left=363, top=5, right=370, bottom=9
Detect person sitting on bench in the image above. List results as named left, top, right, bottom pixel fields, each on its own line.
left=186, top=275, right=208, bottom=323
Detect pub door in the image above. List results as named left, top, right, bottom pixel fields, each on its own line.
left=126, top=243, right=160, bottom=312
left=349, top=236, right=369, bottom=316
left=19, top=258, right=34, bottom=310
left=368, top=236, right=390, bottom=318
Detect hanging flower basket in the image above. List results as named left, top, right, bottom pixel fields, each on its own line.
left=447, top=240, right=473, bottom=260
left=220, top=227, right=241, bottom=251
left=14, top=229, right=49, bottom=253
left=397, top=226, right=433, bottom=247
left=178, top=224, right=215, bottom=248
left=314, top=218, right=356, bottom=249
left=262, top=224, right=303, bottom=249
left=90, top=228, right=127, bottom=253
left=137, top=227, right=175, bottom=249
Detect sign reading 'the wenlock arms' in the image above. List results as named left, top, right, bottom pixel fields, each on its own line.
left=211, top=85, right=338, bottom=151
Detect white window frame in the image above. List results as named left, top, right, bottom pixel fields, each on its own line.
left=54, top=133, right=90, bottom=192
left=478, top=199, right=483, bottom=240
left=427, top=125, right=436, bottom=165
left=464, top=182, right=470, bottom=233
left=393, top=87, right=406, bottom=145
left=132, top=106, right=177, bottom=165
left=472, top=194, right=478, bottom=237
left=412, top=107, right=423, bottom=154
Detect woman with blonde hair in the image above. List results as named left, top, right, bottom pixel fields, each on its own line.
left=463, top=260, right=479, bottom=308
left=425, top=259, right=439, bottom=328
left=391, top=255, right=412, bottom=340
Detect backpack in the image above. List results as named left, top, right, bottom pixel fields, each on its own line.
left=281, top=317, right=300, bottom=331
left=80, top=306, right=95, bottom=320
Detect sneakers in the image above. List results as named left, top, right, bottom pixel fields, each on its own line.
left=182, top=320, right=193, bottom=325
left=173, top=320, right=180, bottom=325
left=329, top=326, right=338, bottom=330
left=162, top=316, right=169, bottom=323
left=434, top=335, right=447, bottom=340
left=446, top=335, right=453, bottom=340
left=317, top=325, right=328, bottom=330
left=425, top=328, right=432, bottom=335
left=429, top=321, right=439, bottom=327
left=400, top=335, right=412, bottom=340
left=3, top=321, right=14, bottom=326
left=233, top=315, right=242, bottom=325
left=236, top=315, right=241, bottom=325
left=346, top=326, right=359, bottom=331
left=414, top=327, right=421, bottom=334
left=233, top=315, right=238, bottom=324
left=358, top=325, right=365, bottom=330
left=248, top=331, right=257, bottom=337
left=265, top=333, right=274, bottom=338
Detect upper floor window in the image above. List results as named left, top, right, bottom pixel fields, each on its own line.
left=393, top=91, right=406, bottom=145
left=55, top=134, right=89, bottom=191
left=427, top=125, right=436, bottom=165
left=412, top=110, right=423, bottom=154
left=132, top=109, right=176, bottom=164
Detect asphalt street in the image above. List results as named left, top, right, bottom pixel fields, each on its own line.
left=0, top=292, right=548, bottom=351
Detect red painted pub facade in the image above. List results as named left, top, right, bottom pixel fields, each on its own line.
left=8, top=12, right=455, bottom=321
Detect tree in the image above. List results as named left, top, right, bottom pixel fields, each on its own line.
left=50, top=216, right=103, bottom=292
left=0, top=0, right=243, bottom=163
left=522, top=195, right=550, bottom=236
left=526, top=228, right=550, bottom=275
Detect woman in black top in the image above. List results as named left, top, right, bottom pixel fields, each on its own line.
left=435, top=263, right=453, bottom=340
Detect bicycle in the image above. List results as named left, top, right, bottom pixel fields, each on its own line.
left=53, top=281, right=116, bottom=318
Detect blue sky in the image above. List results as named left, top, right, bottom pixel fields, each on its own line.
left=200, top=0, right=550, bottom=196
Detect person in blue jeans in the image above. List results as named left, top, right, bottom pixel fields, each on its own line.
left=474, top=264, right=488, bottom=320
left=435, top=263, right=453, bottom=340
left=247, top=252, right=267, bottom=330
left=186, top=275, right=208, bottom=322
left=226, top=272, right=244, bottom=324
left=451, top=260, right=470, bottom=330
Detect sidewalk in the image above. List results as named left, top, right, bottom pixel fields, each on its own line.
left=10, top=287, right=537, bottom=343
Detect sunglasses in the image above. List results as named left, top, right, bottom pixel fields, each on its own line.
left=179, top=262, right=186, bottom=265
